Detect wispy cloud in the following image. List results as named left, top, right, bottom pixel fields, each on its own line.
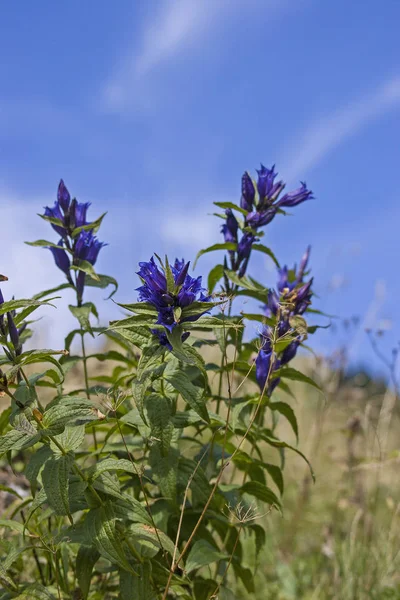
left=101, top=0, right=290, bottom=113
left=284, top=75, right=400, bottom=181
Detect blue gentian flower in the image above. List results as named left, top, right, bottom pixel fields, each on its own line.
left=240, top=172, right=255, bottom=212
left=74, top=231, right=106, bottom=300
left=275, top=182, right=313, bottom=208
left=256, top=164, right=278, bottom=202
left=221, top=209, right=239, bottom=244
left=57, top=179, right=71, bottom=213
left=7, top=312, right=21, bottom=354
left=255, top=248, right=314, bottom=393
left=0, top=287, right=5, bottom=335
left=137, top=257, right=209, bottom=332
left=48, top=241, right=72, bottom=283
left=246, top=207, right=276, bottom=229
left=44, top=202, right=66, bottom=238
left=220, top=164, right=313, bottom=279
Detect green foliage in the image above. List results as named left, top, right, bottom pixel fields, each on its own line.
left=0, top=177, right=325, bottom=600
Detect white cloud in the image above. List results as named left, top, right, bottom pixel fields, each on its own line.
left=101, top=0, right=290, bottom=113
left=284, top=75, right=400, bottom=181
left=161, top=211, right=217, bottom=250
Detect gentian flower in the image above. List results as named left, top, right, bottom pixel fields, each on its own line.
left=57, top=179, right=70, bottom=213
left=275, top=182, right=313, bottom=208
left=137, top=257, right=209, bottom=333
left=221, top=210, right=238, bottom=244
left=220, top=163, right=313, bottom=279
left=40, top=180, right=107, bottom=302
left=0, top=287, right=5, bottom=336
left=7, top=312, right=21, bottom=354
left=240, top=172, right=255, bottom=212
left=74, top=231, right=106, bottom=301
left=255, top=247, right=314, bottom=394
left=48, top=241, right=73, bottom=283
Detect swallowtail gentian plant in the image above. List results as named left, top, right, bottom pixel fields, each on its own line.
left=0, top=167, right=323, bottom=599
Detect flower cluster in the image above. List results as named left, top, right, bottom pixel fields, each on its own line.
left=43, top=180, right=106, bottom=302
left=222, top=164, right=313, bottom=277
left=256, top=246, right=313, bottom=393
left=137, top=257, right=209, bottom=347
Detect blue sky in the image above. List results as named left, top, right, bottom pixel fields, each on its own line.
left=1, top=0, right=399, bottom=370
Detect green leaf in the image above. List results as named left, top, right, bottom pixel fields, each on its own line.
left=261, top=434, right=315, bottom=481
left=71, top=259, right=100, bottom=281
left=270, top=401, right=299, bottom=442
left=213, top=201, right=248, bottom=216
left=71, top=211, right=107, bottom=237
left=278, top=366, right=322, bottom=391
left=164, top=255, right=175, bottom=292
left=85, top=273, right=118, bottom=299
left=0, top=519, right=25, bottom=534
left=127, top=523, right=176, bottom=558
left=0, top=429, right=41, bottom=456
left=42, top=397, right=104, bottom=431
left=84, top=503, right=136, bottom=573
left=225, top=270, right=267, bottom=291
left=76, top=545, right=100, bottom=600
left=164, top=369, right=209, bottom=423
left=137, top=343, right=165, bottom=379
left=25, top=445, right=52, bottom=484
left=208, top=264, right=225, bottom=293
left=50, top=425, right=86, bottom=453
left=182, top=315, right=243, bottom=331
left=0, top=297, right=57, bottom=317
left=116, top=301, right=158, bottom=316
left=194, top=243, right=237, bottom=268
left=25, top=239, right=70, bottom=249
left=120, top=563, right=156, bottom=600
left=69, top=303, right=93, bottom=334
left=32, top=283, right=73, bottom=301
left=89, top=458, right=136, bottom=480
left=42, top=453, right=73, bottom=517
left=146, top=394, right=174, bottom=456
left=14, top=583, right=57, bottom=599
left=241, top=481, right=281, bottom=508
left=0, top=560, right=17, bottom=590
left=251, top=243, right=280, bottom=267
left=185, top=540, right=227, bottom=574
left=113, top=498, right=152, bottom=526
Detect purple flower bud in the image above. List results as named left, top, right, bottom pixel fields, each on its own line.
left=265, top=290, right=280, bottom=317
left=256, top=164, right=277, bottom=201
left=237, top=232, right=254, bottom=263
left=221, top=209, right=239, bottom=244
left=281, top=339, right=300, bottom=365
left=44, top=202, right=67, bottom=238
left=256, top=349, right=272, bottom=391
left=73, top=202, right=91, bottom=229
left=240, top=172, right=255, bottom=212
left=0, top=288, right=5, bottom=335
left=48, top=241, right=72, bottom=281
left=174, top=260, right=190, bottom=287
left=275, top=182, right=313, bottom=208
left=57, top=179, right=71, bottom=213
left=246, top=207, right=276, bottom=228
left=297, top=246, right=311, bottom=283
left=7, top=312, right=20, bottom=353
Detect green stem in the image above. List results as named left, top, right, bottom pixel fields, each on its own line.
left=80, top=329, right=98, bottom=451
